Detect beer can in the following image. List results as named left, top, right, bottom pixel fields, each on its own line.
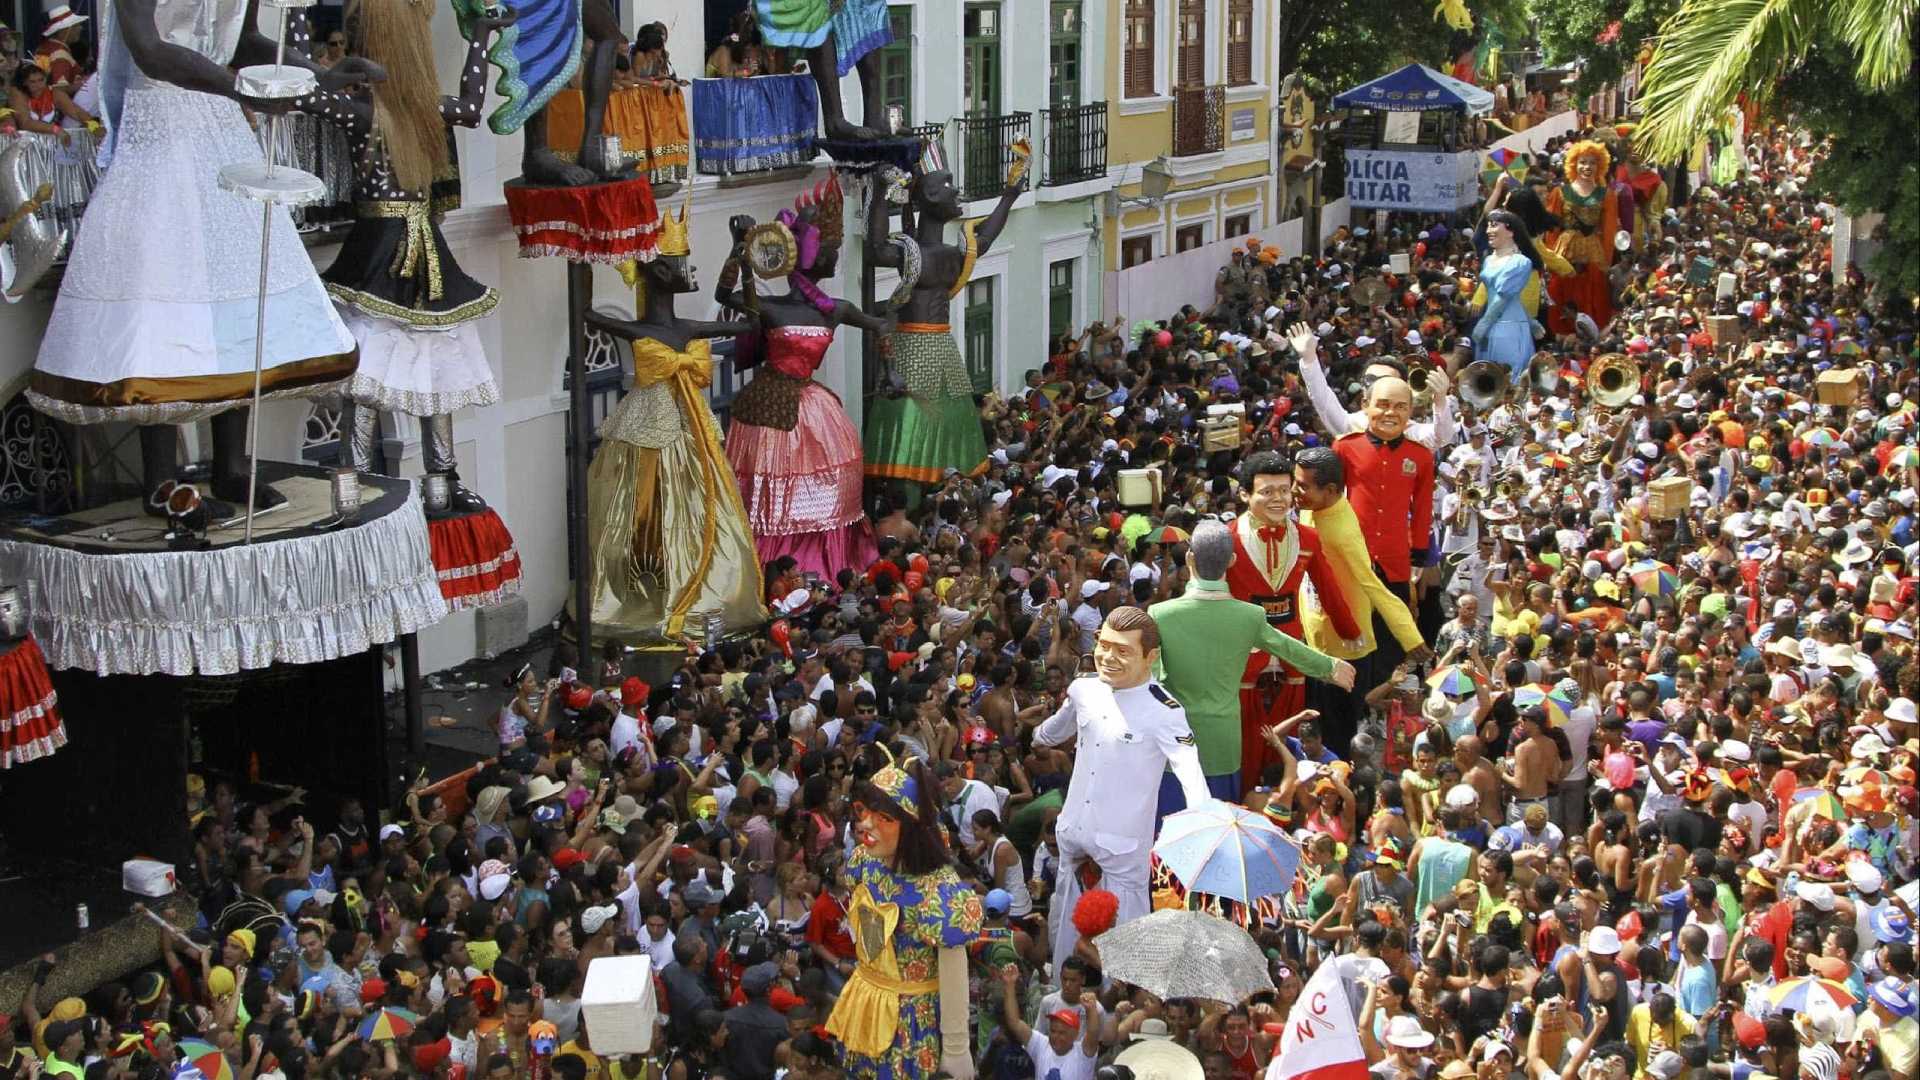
left=76, top=903, right=89, bottom=930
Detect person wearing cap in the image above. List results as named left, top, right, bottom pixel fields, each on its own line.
left=1151, top=517, right=1356, bottom=804
left=998, top=964, right=1099, bottom=1080
left=608, top=677, right=653, bottom=764
left=1361, top=1011, right=1437, bottom=1080
left=723, top=962, right=788, bottom=1079
left=1859, top=978, right=1918, bottom=1078
left=31, top=5, right=86, bottom=89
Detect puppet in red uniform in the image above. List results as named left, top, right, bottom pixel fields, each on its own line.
left=1226, top=450, right=1362, bottom=792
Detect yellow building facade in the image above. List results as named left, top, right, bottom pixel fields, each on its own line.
left=1102, top=0, right=1281, bottom=270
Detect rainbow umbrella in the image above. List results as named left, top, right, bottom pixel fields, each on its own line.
left=175, top=1040, right=236, bottom=1080
left=1628, top=560, right=1679, bottom=597
left=1768, top=976, right=1858, bottom=1013
left=1427, top=665, right=1484, bottom=695
left=1537, top=452, right=1574, bottom=470
left=1888, top=445, right=1920, bottom=469
left=1802, top=427, right=1842, bottom=448
left=1512, top=683, right=1576, bottom=726
left=358, top=1007, right=420, bottom=1042
left=1481, top=148, right=1527, bottom=186
left=1835, top=339, right=1864, bottom=356
left=1792, top=787, right=1846, bottom=821
left=1149, top=525, right=1191, bottom=545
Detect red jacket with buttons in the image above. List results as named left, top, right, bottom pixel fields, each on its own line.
left=1333, top=430, right=1435, bottom=584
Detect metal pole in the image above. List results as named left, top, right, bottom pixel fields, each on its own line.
left=244, top=6, right=292, bottom=544
left=566, top=261, right=593, bottom=665
left=401, top=632, right=423, bottom=755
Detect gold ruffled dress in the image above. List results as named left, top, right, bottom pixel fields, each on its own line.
left=578, top=336, right=766, bottom=642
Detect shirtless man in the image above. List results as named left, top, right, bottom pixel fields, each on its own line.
left=1499, top=705, right=1562, bottom=822
left=1454, top=735, right=1502, bottom=826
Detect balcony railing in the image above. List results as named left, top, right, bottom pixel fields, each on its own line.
left=1039, top=103, right=1108, bottom=187
left=1172, top=84, right=1227, bottom=158
left=955, top=111, right=1033, bottom=203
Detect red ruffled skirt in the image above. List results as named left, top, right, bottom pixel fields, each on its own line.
left=0, top=635, right=66, bottom=768
left=1546, top=263, right=1614, bottom=335
left=727, top=381, right=877, bottom=582
left=427, top=509, right=524, bottom=611
left=504, top=176, right=659, bottom=263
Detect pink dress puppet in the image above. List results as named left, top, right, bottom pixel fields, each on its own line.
left=720, top=175, right=884, bottom=583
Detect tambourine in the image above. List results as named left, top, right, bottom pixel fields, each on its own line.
left=1352, top=277, right=1391, bottom=308
left=1614, top=230, right=1633, bottom=252
left=743, top=222, right=798, bottom=280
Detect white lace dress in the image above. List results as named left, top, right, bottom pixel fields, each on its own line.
left=27, top=0, right=356, bottom=425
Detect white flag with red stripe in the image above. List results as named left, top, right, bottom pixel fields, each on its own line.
left=1265, top=959, right=1370, bottom=1080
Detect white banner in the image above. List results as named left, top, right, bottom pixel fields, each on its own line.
left=1266, top=958, right=1370, bottom=1080
left=1344, top=148, right=1480, bottom=212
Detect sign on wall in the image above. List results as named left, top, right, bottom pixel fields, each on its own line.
left=1231, top=108, right=1257, bottom=142
left=1344, top=149, right=1480, bottom=212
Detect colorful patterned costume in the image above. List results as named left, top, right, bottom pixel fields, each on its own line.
left=583, top=335, right=766, bottom=641
left=826, top=845, right=983, bottom=1079
left=754, top=0, right=893, bottom=75
left=1542, top=142, right=1619, bottom=335
left=727, top=325, right=878, bottom=581
left=863, top=326, right=989, bottom=483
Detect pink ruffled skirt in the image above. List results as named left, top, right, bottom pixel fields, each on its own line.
left=727, top=381, right=877, bottom=581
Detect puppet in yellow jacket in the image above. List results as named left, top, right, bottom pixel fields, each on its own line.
left=1288, top=448, right=1425, bottom=663
left=1471, top=179, right=1575, bottom=321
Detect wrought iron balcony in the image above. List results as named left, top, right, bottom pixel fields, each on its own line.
left=1039, top=103, right=1109, bottom=187
left=955, top=111, right=1033, bottom=203
left=1172, top=84, right=1226, bottom=158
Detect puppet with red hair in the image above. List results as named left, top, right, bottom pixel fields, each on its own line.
left=1542, top=140, right=1622, bottom=335
left=719, top=171, right=885, bottom=583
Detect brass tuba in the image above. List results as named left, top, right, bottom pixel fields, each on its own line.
left=1589, top=352, right=1641, bottom=408
left=1408, top=366, right=1433, bottom=409
left=1460, top=360, right=1510, bottom=410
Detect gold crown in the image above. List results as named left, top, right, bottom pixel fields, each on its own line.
left=656, top=194, right=691, bottom=257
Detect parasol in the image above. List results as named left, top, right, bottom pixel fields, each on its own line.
left=1802, top=427, right=1842, bottom=448
left=1888, top=445, right=1920, bottom=469
left=1091, top=909, right=1275, bottom=1005
left=1537, top=452, right=1574, bottom=470
left=1152, top=802, right=1302, bottom=908
left=358, top=1007, right=421, bottom=1042
left=175, top=1041, right=236, bottom=1080
left=1512, top=683, right=1576, bottom=726
left=1792, top=787, right=1845, bottom=821
left=1149, top=525, right=1191, bottom=545
left=1481, top=148, right=1527, bottom=186
left=1628, top=560, right=1679, bottom=597
left=1427, top=665, right=1484, bottom=695
left=1768, top=976, right=1858, bottom=1013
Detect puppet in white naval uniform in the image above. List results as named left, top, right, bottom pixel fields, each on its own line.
left=1034, top=605, right=1216, bottom=977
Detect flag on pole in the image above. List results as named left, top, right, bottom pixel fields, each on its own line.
left=1265, top=958, right=1370, bottom=1080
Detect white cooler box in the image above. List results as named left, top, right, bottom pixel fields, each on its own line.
left=581, top=955, right=659, bottom=1055
left=123, top=859, right=177, bottom=897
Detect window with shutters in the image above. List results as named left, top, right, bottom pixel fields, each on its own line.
left=963, top=3, right=1002, bottom=116
left=1048, top=1, right=1082, bottom=109
left=1175, top=223, right=1206, bottom=252
left=964, top=278, right=996, bottom=394
left=1121, top=234, right=1154, bottom=268
left=1227, top=0, right=1254, bottom=86
left=1177, top=0, right=1205, bottom=88
left=877, top=6, right=914, bottom=124
left=1123, top=0, right=1155, bottom=99
left=1048, top=259, right=1075, bottom=342
left=1224, top=213, right=1253, bottom=238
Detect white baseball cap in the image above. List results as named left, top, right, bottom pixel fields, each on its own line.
left=1587, top=926, right=1623, bottom=955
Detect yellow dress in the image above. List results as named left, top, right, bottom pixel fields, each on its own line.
left=578, top=336, right=766, bottom=642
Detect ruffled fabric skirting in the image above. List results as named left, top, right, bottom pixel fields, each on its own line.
left=727, top=380, right=876, bottom=580
left=427, top=508, right=523, bottom=611
left=337, top=306, right=500, bottom=417
left=0, top=636, right=66, bottom=769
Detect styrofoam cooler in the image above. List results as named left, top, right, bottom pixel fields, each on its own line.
left=580, top=955, right=658, bottom=1055
left=122, top=858, right=177, bottom=897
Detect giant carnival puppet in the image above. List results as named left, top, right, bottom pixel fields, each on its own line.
left=304, top=0, right=515, bottom=511
left=577, top=203, right=767, bottom=643
left=27, top=0, right=375, bottom=512
left=824, top=759, right=982, bottom=1079
left=454, top=0, right=626, bottom=185
left=1611, top=125, right=1669, bottom=253
left=1469, top=175, right=1574, bottom=366
left=755, top=0, right=894, bottom=141
left=716, top=174, right=884, bottom=583
left=1541, top=139, right=1623, bottom=336
left=862, top=140, right=1026, bottom=486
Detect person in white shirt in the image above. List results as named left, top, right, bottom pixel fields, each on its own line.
left=937, top=761, right=1000, bottom=849
left=999, top=967, right=1100, bottom=1080
left=1035, top=607, right=1212, bottom=976
left=1290, top=324, right=1456, bottom=450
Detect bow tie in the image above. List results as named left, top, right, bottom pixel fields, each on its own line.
left=1257, top=524, right=1289, bottom=573
left=1368, top=432, right=1405, bottom=450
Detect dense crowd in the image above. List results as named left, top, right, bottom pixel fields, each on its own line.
left=3, top=119, right=1915, bottom=1080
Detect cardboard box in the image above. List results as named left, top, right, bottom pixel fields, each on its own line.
left=1706, top=315, right=1742, bottom=347
left=1647, top=476, right=1692, bottom=519
left=580, top=956, right=658, bottom=1055
left=1201, top=416, right=1241, bottom=452
left=1814, top=368, right=1862, bottom=406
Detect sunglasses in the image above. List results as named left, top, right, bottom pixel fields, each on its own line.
left=327, top=37, right=344, bottom=45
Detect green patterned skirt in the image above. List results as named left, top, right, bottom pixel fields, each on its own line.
left=863, top=327, right=987, bottom=484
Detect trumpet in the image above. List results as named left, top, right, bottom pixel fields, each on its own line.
left=1409, top=367, right=1433, bottom=409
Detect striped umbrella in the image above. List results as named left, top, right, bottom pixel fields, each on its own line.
left=1792, top=787, right=1846, bottom=821
left=1628, top=560, right=1680, bottom=597
left=175, top=1041, right=236, bottom=1080
left=1888, top=445, right=1920, bottom=469
left=1150, top=525, right=1191, bottom=545
left=358, top=1007, right=420, bottom=1042
left=1802, top=427, right=1843, bottom=448
left=1768, top=975, right=1858, bottom=1013
left=1427, top=665, right=1484, bottom=695
left=1513, top=683, right=1576, bottom=726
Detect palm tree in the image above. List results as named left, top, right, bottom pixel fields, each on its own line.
left=1632, top=0, right=1918, bottom=162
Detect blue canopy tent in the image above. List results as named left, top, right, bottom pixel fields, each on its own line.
left=1333, top=64, right=1494, bottom=116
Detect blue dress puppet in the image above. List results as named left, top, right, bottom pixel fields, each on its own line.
left=1471, top=207, right=1548, bottom=386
